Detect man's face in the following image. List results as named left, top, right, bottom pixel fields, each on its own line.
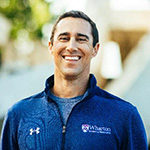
left=49, top=17, right=99, bottom=78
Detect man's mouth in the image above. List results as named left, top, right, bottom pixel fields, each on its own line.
left=62, top=56, right=81, bottom=61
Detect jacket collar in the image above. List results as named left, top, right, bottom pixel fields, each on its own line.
left=44, top=74, right=98, bottom=97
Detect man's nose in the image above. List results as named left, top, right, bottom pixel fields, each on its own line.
left=66, top=38, right=78, bottom=52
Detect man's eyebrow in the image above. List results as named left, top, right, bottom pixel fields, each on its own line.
left=58, top=32, right=70, bottom=37
left=77, top=33, right=89, bottom=40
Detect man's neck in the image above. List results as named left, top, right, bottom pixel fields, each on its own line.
left=52, top=72, right=89, bottom=98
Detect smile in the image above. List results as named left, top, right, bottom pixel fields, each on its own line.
left=62, top=56, right=81, bottom=61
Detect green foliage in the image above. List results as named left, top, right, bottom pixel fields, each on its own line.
left=0, top=0, right=52, bottom=40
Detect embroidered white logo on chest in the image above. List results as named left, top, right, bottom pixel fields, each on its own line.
left=30, top=127, right=40, bottom=135
left=82, top=124, right=111, bottom=134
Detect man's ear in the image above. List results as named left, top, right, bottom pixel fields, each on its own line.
left=92, top=43, right=100, bottom=57
left=48, top=41, right=53, bottom=54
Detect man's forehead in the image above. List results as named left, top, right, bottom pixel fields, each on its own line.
left=57, top=17, right=90, bottom=25
left=55, top=17, right=92, bottom=36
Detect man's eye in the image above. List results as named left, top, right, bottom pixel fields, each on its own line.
left=59, top=37, right=69, bottom=41
left=77, top=38, right=87, bottom=42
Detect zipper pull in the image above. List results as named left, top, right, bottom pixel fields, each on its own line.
left=62, top=125, right=66, bottom=133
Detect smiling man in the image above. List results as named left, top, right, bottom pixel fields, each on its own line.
left=49, top=16, right=99, bottom=98
left=0, top=10, right=148, bottom=150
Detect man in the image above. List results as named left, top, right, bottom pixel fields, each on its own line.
left=0, top=10, right=148, bottom=150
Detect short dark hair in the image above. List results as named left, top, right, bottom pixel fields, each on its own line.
left=50, top=10, right=99, bottom=47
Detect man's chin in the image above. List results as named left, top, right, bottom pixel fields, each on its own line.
left=62, top=71, right=81, bottom=80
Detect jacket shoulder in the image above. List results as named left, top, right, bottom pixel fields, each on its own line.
left=94, top=87, right=136, bottom=112
left=7, top=91, right=45, bottom=117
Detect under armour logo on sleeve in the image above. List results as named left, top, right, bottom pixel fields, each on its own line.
left=30, top=127, right=40, bottom=135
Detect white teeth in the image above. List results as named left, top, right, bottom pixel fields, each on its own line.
left=64, top=56, right=80, bottom=60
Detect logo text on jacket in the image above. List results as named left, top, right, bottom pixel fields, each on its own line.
left=82, top=124, right=111, bottom=134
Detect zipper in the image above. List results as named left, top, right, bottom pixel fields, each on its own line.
left=62, top=125, right=66, bottom=150
left=62, top=125, right=66, bottom=134
left=53, top=102, right=66, bottom=150
left=61, top=95, right=90, bottom=149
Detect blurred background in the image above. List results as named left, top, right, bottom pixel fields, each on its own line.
left=0, top=0, right=150, bottom=147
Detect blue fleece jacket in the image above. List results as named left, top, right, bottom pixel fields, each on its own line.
left=0, top=74, right=148, bottom=150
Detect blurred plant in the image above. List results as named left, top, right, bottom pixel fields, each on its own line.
left=0, top=0, right=53, bottom=40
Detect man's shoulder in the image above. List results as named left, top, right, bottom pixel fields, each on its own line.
left=7, top=91, right=46, bottom=116
left=94, top=87, right=136, bottom=112
left=88, top=87, right=141, bottom=125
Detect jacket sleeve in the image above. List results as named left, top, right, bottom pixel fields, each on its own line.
left=0, top=110, right=19, bottom=150
left=122, top=107, right=148, bottom=150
